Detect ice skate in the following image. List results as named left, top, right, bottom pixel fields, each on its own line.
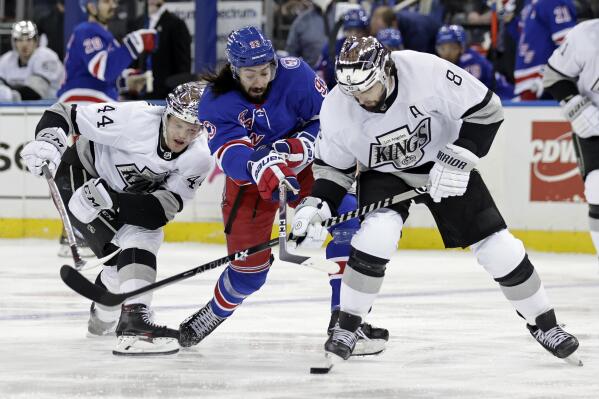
left=112, top=304, right=179, bottom=356
left=179, top=302, right=225, bottom=348
left=325, top=325, right=359, bottom=360
left=527, top=309, right=582, bottom=366
left=328, top=310, right=388, bottom=356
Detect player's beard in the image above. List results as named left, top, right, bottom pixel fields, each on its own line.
left=243, top=83, right=271, bottom=104
left=359, top=91, right=387, bottom=113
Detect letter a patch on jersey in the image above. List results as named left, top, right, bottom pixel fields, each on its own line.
left=368, top=118, right=431, bottom=170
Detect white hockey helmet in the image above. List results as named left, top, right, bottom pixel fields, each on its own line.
left=335, top=36, right=391, bottom=96
left=11, top=20, right=38, bottom=41
left=164, top=81, right=205, bottom=126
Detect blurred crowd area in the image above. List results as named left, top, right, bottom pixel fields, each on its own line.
left=1, top=0, right=599, bottom=103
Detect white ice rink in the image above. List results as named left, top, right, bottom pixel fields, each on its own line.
left=1, top=239, right=598, bottom=399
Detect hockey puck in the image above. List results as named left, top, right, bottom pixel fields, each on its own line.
left=310, top=366, right=332, bottom=374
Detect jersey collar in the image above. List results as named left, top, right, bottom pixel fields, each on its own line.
left=157, top=121, right=186, bottom=161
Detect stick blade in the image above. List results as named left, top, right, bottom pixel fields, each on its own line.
left=60, top=265, right=123, bottom=306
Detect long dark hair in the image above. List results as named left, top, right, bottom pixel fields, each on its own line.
left=199, top=63, right=238, bottom=96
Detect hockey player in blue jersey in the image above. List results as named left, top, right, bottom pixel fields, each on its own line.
left=179, top=26, right=388, bottom=354
left=435, top=24, right=515, bottom=100
left=57, top=0, right=157, bottom=103
left=315, top=8, right=370, bottom=90
left=376, top=28, right=404, bottom=51
left=514, top=0, right=576, bottom=100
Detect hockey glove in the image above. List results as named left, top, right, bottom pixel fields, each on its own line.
left=428, top=144, right=478, bottom=203
left=272, top=133, right=315, bottom=168
left=123, top=29, right=157, bottom=59
left=247, top=146, right=300, bottom=202
left=21, top=127, right=68, bottom=176
left=289, top=197, right=331, bottom=249
left=561, top=95, right=599, bottom=139
left=69, top=178, right=115, bottom=223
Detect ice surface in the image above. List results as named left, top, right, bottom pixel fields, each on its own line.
left=1, top=239, right=597, bottom=398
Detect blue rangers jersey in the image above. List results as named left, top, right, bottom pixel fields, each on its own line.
left=514, top=0, right=576, bottom=98
left=200, top=57, right=328, bottom=184
left=459, top=48, right=515, bottom=100
left=57, top=22, right=135, bottom=103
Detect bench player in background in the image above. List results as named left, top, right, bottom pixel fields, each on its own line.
left=543, top=19, right=599, bottom=268
left=0, top=21, right=63, bottom=101
left=178, top=27, right=389, bottom=355
left=58, top=0, right=157, bottom=103
left=20, top=82, right=212, bottom=356
left=290, top=36, right=580, bottom=364
left=514, top=0, right=576, bottom=100
left=435, top=24, right=514, bottom=100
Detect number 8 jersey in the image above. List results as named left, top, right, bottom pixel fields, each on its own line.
left=315, top=50, right=503, bottom=186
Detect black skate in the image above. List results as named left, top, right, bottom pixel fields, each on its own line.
left=328, top=309, right=388, bottom=356
left=179, top=302, right=225, bottom=347
left=325, top=326, right=359, bottom=360
left=527, top=309, right=581, bottom=366
left=112, top=304, right=179, bottom=356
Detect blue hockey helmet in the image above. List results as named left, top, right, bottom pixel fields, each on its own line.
left=225, top=26, right=277, bottom=78
left=376, top=28, right=403, bottom=50
left=79, top=0, right=97, bottom=13
left=436, top=25, right=466, bottom=47
left=343, top=8, right=370, bottom=30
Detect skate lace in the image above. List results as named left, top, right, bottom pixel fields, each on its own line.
left=332, top=327, right=358, bottom=348
left=141, top=308, right=162, bottom=328
left=535, top=326, right=570, bottom=349
left=188, top=306, right=223, bottom=337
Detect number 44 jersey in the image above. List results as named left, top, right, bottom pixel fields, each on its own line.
left=316, top=50, right=502, bottom=178
left=63, top=101, right=213, bottom=201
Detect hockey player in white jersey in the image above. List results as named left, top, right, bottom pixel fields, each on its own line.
left=20, top=82, right=213, bottom=355
left=0, top=20, right=63, bottom=101
left=543, top=19, right=599, bottom=265
left=290, top=36, right=580, bottom=364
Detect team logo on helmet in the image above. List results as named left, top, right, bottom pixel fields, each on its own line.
left=280, top=57, right=300, bottom=69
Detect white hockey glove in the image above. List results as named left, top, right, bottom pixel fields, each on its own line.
left=289, top=196, right=331, bottom=249
left=69, top=178, right=114, bottom=223
left=20, top=127, right=68, bottom=176
left=428, top=144, right=479, bottom=203
left=561, top=94, right=599, bottom=139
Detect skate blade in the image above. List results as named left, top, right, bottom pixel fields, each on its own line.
left=310, top=353, right=335, bottom=374
left=112, top=336, right=179, bottom=356
left=563, top=353, right=583, bottom=367
left=352, top=338, right=386, bottom=357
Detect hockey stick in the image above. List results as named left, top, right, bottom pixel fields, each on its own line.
left=60, top=237, right=279, bottom=306
left=280, top=184, right=429, bottom=272
left=60, top=186, right=428, bottom=306
left=42, top=163, right=120, bottom=270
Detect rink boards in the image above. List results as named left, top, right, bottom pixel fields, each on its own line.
left=0, top=101, right=593, bottom=253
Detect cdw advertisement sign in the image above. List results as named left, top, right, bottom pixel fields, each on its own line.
left=530, top=121, right=584, bottom=202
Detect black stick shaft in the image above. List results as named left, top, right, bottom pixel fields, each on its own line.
left=42, top=164, right=85, bottom=268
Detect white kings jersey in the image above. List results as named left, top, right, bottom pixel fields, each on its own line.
left=72, top=101, right=213, bottom=202
left=316, top=50, right=494, bottom=182
left=546, top=19, right=599, bottom=105
left=0, top=47, right=64, bottom=98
